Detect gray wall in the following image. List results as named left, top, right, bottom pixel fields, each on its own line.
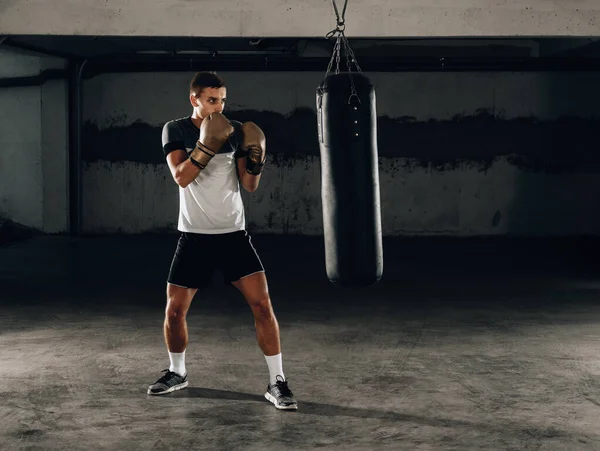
left=2, top=0, right=599, bottom=37
left=0, top=48, right=68, bottom=233
left=79, top=70, right=600, bottom=237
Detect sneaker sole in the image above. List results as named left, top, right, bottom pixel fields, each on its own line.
left=147, top=381, right=189, bottom=396
left=264, top=392, right=298, bottom=410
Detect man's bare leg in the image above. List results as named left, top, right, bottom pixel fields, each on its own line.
left=147, top=283, right=197, bottom=395
left=164, top=283, right=197, bottom=354
left=231, top=272, right=280, bottom=356
left=232, top=272, right=297, bottom=410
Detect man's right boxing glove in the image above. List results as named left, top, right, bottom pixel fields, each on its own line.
left=189, top=113, right=234, bottom=169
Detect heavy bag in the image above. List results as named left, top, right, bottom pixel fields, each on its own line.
left=316, top=72, right=383, bottom=287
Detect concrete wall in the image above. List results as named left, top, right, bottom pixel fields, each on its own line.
left=0, top=48, right=68, bottom=233
left=2, top=0, right=599, bottom=37
left=81, top=71, right=600, bottom=236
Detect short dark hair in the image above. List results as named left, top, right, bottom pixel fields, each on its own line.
left=189, top=71, right=226, bottom=97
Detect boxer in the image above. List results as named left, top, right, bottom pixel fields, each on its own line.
left=147, top=71, right=297, bottom=410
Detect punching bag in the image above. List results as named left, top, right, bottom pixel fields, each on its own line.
left=316, top=72, right=383, bottom=287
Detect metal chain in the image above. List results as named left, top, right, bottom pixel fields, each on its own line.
left=342, top=35, right=361, bottom=103
left=343, top=36, right=362, bottom=73
left=324, top=34, right=342, bottom=76
left=319, top=0, right=363, bottom=104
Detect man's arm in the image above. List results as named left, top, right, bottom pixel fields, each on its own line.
left=163, top=114, right=234, bottom=188
left=236, top=156, right=261, bottom=192
left=167, top=150, right=201, bottom=188
left=236, top=121, right=266, bottom=193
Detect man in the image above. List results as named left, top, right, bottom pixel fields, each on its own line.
left=147, top=71, right=297, bottom=410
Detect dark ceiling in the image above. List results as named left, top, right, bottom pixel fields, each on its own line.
left=2, top=35, right=600, bottom=74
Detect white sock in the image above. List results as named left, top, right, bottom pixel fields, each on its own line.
left=169, top=350, right=186, bottom=376
left=264, top=353, right=284, bottom=385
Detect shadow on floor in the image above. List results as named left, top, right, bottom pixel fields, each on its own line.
left=177, top=386, right=577, bottom=442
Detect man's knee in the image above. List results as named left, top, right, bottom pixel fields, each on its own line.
left=165, top=284, right=195, bottom=322
left=166, top=303, right=186, bottom=322
left=249, top=296, right=273, bottom=319
left=165, top=295, right=190, bottom=322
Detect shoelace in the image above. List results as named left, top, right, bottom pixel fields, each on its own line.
left=275, top=379, right=294, bottom=397
left=157, top=369, right=178, bottom=383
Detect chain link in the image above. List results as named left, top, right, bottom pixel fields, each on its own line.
left=319, top=0, right=362, bottom=105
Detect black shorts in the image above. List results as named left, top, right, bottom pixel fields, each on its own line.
left=167, top=230, right=265, bottom=289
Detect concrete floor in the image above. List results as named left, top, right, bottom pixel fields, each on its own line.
left=1, top=234, right=600, bottom=450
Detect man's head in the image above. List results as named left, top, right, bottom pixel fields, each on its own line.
left=189, top=71, right=227, bottom=119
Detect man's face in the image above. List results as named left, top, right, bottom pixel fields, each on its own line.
left=191, top=87, right=227, bottom=118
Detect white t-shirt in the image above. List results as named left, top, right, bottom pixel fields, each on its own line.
left=162, top=116, right=246, bottom=234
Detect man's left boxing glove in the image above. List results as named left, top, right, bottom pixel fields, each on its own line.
left=241, top=122, right=266, bottom=176
left=189, top=113, right=234, bottom=169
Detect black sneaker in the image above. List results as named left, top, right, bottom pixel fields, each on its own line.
left=147, top=369, right=188, bottom=395
left=265, top=375, right=298, bottom=410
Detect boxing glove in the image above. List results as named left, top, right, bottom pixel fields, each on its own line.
left=189, top=113, right=234, bottom=169
left=241, top=122, right=266, bottom=175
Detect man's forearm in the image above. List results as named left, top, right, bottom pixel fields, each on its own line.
left=175, top=157, right=202, bottom=188
left=241, top=171, right=261, bottom=192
